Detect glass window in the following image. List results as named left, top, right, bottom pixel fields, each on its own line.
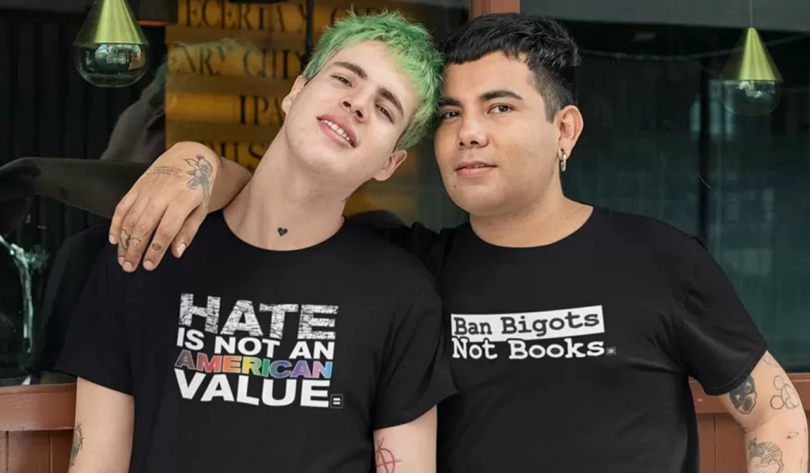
left=522, top=0, right=810, bottom=370
left=0, top=0, right=468, bottom=385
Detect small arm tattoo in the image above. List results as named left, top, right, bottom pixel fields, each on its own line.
left=375, top=438, right=401, bottom=473
left=770, top=375, right=800, bottom=410
left=747, top=437, right=784, bottom=473
left=148, top=166, right=184, bottom=178
left=184, top=154, right=213, bottom=200
left=730, top=375, right=757, bottom=415
left=278, top=227, right=288, bottom=236
left=70, top=423, right=84, bottom=466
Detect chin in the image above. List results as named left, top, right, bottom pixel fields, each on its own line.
left=447, top=188, right=507, bottom=217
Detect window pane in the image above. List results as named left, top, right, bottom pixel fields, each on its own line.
left=0, top=0, right=468, bottom=385
left=521, top=1, right=810, bottom=370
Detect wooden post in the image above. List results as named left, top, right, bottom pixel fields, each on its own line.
left=469, top=0, right=520, bottom=18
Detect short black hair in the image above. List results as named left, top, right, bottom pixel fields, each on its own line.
left=442, top=13, right=581, bottom=120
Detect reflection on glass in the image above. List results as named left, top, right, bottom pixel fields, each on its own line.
left=0, top=235, right=48, bottom=385
left=719, top=79, right=782, bottom=116
left=75, top=43, right=149, bottom=88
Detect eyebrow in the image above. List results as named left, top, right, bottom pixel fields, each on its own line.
left=333, top=61, right=404, bottom=118
left=438, top=89, right=524, bottom=108
left=481, top=89, right=524, bottom=102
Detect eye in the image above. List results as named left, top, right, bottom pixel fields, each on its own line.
left=490, top=104, right=513, bottom=114
left=439, top=110, right=460, bottom=120
left=377, top=105, right=393, bottom=121
left=332, top=75, right=351, bottom=86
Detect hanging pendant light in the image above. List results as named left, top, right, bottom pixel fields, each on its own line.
left=719, top=0, right=782, bottom=116
left=74, top=0, right=150, bottom=88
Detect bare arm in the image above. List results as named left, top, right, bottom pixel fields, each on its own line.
left=69, top=378, right=134, bottom=473
left=209, top=157, right=252, bottom=212
left=373, top=407, right=437, bottom=473
left=109, top=141, right=252, bottom=272
left=718, top=351, right=808, bottom=473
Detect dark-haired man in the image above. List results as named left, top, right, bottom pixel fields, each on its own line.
left=3, top=12, right=806, bottom=473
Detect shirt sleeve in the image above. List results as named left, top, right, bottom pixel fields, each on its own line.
left=55, top=245, right=133, bottom=395
left=373, top=282, right=457, bottom=430
left=672, top=237, right=767, bottom=396
left=349, top=212, right=450, bottom=277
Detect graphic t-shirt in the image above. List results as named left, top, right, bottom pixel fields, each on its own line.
left=56, top=211, right=456, bottom=473
left=373, top=206, right=767, bottom=473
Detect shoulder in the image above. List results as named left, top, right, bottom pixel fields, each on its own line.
left=342, top=221, right=440, bottom=285
left=595, top=207, right=706, bottom=272
left=598, top=207, right=701, bottom=250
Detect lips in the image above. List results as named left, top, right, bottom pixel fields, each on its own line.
left=318, top=115, right=357, bottom=148
left=455, top=160, right=496, bottom=171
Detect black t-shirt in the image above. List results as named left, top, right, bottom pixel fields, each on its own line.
left=372, top=206, right=767, bottom=473
left=56, top=211, right=456, bottom=473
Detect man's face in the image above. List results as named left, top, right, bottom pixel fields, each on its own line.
left=280, top=41, right=418, bottom=193
left=435, top=52, right=581, bottom=217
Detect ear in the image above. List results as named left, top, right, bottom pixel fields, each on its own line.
left=281, top=75, right=309, bottom=115
left=556, top=104, right=584, bottom=158
left=372, top=149, right=408, bottom=182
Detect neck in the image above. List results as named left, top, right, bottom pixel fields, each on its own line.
left=223, top=140, right=347, bottom=251
left=470, top=178, right=592, bottom=248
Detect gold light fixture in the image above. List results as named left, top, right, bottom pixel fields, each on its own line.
left=719, top=0, right=782, bottom=116
left=74, top=0, right=150, bottom=88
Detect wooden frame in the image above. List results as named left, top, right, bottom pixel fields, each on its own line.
left=469, top=0, right=519, bottom=17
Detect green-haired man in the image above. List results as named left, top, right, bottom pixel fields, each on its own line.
left=55, top=12, right=455, bottom=473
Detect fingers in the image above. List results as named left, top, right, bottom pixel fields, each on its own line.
left=109, top=190, right=138, bottom=245
left=171, top=205, right=207, bottom=259
left=119, top=198, right=165, bottom=273
left=141, top=209, right=187, bottom=271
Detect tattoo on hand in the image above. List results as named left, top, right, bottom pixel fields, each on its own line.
left=730, top=375, right=757, bottom=415
left=770, top=375, right=800, bottom=410
left=121, top=230, right=131, bottom=250
left=747, top=437, right=784, bottom=473
left=184, top=154, right=213, bottom=201
left=277, top=227, right=288, bottom=236
left=148, top=166, right=184, bottom=178
left=151, top=242, right=162, bottom=251
left=374, top=438, right=402, bottom=473
left=128, top=236, right=142, bottom=251
left=70, top=423, right=84, bottom=466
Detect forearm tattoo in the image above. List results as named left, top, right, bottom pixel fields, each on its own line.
left=374, top=438, right=402, bottom=473
left=747, top=437, right=784, bottom=473
left=147, top=166, right=184, bottom=178
left=69, top=423, right=84, bottom=466
left=730, top=375, right=757, bottom=415
left=184, top=154, right=213, bottom=200
left=770, top=375, right=800, bottom=410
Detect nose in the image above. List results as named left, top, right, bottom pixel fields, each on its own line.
left=342, top=93, right=370, bottom=122
left=457, top=115, right=488, bottom=149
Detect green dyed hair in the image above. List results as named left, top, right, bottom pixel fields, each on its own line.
left=302, top=10, right=443, bottom=150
